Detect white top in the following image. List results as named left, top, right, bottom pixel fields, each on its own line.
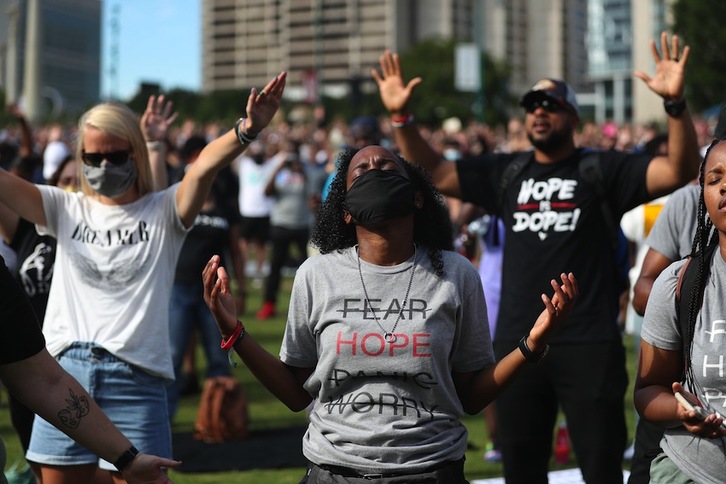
left=36, top=184, right=189, bottom=379
left=236, top=155, right=276, bottom=217
left=42, top=140, right=70, bottom=181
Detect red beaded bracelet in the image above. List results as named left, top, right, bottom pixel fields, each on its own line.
left=220, top=321, right=245, bottom=350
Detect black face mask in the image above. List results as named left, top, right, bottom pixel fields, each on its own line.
left=345, top=169, right=416, bottom=227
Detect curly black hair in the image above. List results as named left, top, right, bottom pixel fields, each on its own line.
left=311, top=146, right=454, bottom=276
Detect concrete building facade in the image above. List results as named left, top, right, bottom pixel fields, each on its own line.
left=0, top=0, right=101, bottom=121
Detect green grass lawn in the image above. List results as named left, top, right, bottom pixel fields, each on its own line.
left=1, top=274, right=638, bottom=483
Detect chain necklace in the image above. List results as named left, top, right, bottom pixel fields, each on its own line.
left=356, top=244, right=417, bottom=343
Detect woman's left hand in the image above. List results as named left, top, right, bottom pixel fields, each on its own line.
left=140, top=95, right=178, bottom=142
left=672, top=382, right=726, bottom=439
left=121, top=453, right=181, bottom=484
left=202, top=255, right=239, bottom=338
left=242, top=72, right=287, bottom=136
left=527, top=273, right=578, bottom=352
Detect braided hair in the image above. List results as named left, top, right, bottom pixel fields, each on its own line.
left=683, top=139, right=721, bottom=393
left=311, top=146, right=453, bottom=276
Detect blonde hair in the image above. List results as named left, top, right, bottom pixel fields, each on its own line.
left=76, top=103, right=153, bottom=197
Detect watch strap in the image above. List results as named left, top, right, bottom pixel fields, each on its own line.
left=664, top=98, right=687, bottom=118
left=113, top=445, right=139, bottom=471
left=518, top=334, right=549, bottom=363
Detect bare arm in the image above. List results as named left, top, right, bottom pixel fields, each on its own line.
left=372, top=50, right=462, bottom=197
left=454, top=274, right=578, bottom=414
left=634, top=341, right=725, bottom=437
left=140, top=95, right=178, bottom=191
left=0, top=170, right=46, bottom=226
left=177, top=72, right=286, bottom=228
left=0, top=349, right=180, bottom=482
left=202, top=255, right=313, bottom=411
left=632, top=248, right=673, bottom=315
left=634, top=33, right=701, bottom=197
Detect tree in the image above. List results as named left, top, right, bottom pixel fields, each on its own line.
left=672, top=0, right=726, bottom=112
left=395, top=37, right=513, bottom=127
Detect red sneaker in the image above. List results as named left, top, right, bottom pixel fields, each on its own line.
left=256, top=301, right=276, bottom=320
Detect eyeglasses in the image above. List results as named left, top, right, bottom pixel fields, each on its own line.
left=524, top=98, right=565, bottom=114
left=81, top=150, right=131, bottom=167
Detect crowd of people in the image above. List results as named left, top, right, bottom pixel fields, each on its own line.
left=0, top=30, right=724, bottom=484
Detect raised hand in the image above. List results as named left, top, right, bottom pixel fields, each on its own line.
left=7, top=103, right=25, bottom=120
left=244, top=72, right=287, bottom=136
left=634, top=31, right=689, bottom=100
left=527, top=273, right=578, bottom=351
left=202, top=255, right=239, bottom=338
left=371, top=50, right=422, bottom=116
left=141, top=95, right=178, bottom=142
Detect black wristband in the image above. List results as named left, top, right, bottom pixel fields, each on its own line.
left=664, top=98, right=687, bottom=118
left=113, top=445, right=139, bottom=471
left=518, top=334, right=549, bottom=363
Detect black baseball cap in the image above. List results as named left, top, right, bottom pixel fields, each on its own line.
left=520, top=78, right=580, bottom=116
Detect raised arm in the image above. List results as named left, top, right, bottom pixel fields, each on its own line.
left=0, top=349, right=180, bottom=482
left=0, top=169, right=45, bottom=226
left=634, top=32, right=700, bottom=197
left=8, top=104, right=34, bottom=159
left=176, top=72, right=286, bottom=228
left=453, top=273, right=578, bottom=414
left=202, top=255, right=313, bottom=411
left=140, top=95, right=178, bottom=190
left=372, top=50, right=462, bottom=197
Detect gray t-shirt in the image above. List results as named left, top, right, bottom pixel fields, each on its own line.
left=641, top=255, right=726, bottom=483
left=645, top=184, right=700, bottom=260
left=280, top=247, right=494, bottom=473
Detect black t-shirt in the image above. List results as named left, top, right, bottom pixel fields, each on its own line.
left=10, top=218, right=55, bottom=323
left=458, top=148, right=651, bottom=344
left=0, top=255, right=45, bottom=364
left=174, top=200, right=239, bottom=284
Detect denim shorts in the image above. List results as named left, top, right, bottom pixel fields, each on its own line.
left=26, top=342, right=172, bottom=470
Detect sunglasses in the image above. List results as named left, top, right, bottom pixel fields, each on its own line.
left=81, top=150, right=131, bottom=167
left=524, top=98, right=565, bottom=114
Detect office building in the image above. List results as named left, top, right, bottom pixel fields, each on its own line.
left=0, top=0, right=101, bottom=121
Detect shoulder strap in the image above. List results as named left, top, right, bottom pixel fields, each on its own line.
left=497, top=151, right=533, bottom=209
left=578, top=151, right=620, bottom=249
left=676, top=244, right=717, bottom=349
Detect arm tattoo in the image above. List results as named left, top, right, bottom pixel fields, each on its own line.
left=57, top=388, right=90, bottom=429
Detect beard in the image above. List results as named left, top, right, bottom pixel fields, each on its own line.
left=528, top=126, right=572, bottom=153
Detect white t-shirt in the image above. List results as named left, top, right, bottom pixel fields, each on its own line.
left=281, top=247, right=493, bottom=473
left=42, top=140, right=70, bottom=181
left=36, top=184, right=189, bottom=379
left=236, top=155, right=276, bottom=217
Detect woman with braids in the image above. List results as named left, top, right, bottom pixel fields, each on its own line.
left=635, top=138, right=726, bottom=483
left=202, top=144, right=578, bottom=483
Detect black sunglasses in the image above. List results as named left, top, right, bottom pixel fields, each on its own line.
left=524, top=98, right=565, bottom=114
left=81, top=150, right=131, bottom=167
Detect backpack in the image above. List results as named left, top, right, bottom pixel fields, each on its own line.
left=193, top=376, right=249, bottom=443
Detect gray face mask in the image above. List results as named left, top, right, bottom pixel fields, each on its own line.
left=83, top=158, right=137, bottom=198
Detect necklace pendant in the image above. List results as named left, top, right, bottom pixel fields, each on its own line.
left=385, top=333, right=397, bottom=343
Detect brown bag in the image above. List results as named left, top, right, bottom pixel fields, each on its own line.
left=193, top=376, right=249, bottom=443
